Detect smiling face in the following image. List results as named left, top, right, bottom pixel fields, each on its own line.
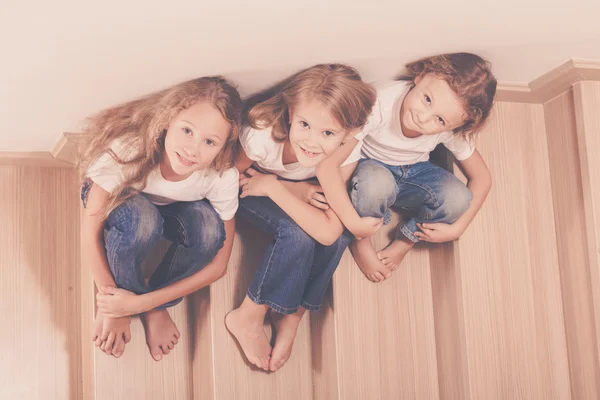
left=287, top=98, right=352, bottom=168
left=400, top=73, right=466, bottom=137
left=162, top=101, right=231, bottom=181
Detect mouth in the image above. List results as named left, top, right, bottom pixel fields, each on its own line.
left=176, top=152, right=197, bottom=167
left=409, top=111, right=419, bottom=129
left=298, top=145, right=321, bottom=159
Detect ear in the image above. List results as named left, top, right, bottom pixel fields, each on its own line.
left=286, top=106, right=294, bottom=125
left=414, top=73, right=425, bottom=85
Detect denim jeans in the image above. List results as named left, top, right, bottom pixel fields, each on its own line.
left=81, top=180, right=226, bottom=309
left=350, top=159, right=472, bottom=243
left=238, top=196, right=351, bottom=314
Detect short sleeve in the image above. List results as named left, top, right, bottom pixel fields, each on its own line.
left=85, top=139, right=139, bottom=193
left=239, top=126, right=271, bottom=162
left=205, top=168, right=240, bottom=220
left=442, top=133, right=476, bottom=161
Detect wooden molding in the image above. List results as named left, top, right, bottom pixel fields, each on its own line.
left=0, top=152, right=74, bottom=168
left=51, top=132, right=90, bottom=165
left=496, top=59, right=600, bottom=103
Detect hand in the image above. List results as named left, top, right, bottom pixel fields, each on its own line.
left=415, top=222, right=463, bottom=243
left=349, top=216, right=384, bottom=239
left=97, top=286, right=145, bottom=318
left=281, top=180, right=329, bottom=210
left=240, top=168, right=280, bottom=198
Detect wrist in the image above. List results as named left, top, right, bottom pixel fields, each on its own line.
left=267, top=179, right=284, bottom=197
left=137, top=293, right=154, bottom=314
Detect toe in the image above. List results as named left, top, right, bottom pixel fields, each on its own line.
left=149, top=344, right=163, bottom=361
left=124, top=327, right=132, bottom=344
left=104, top=332, right=116, bottom=355
left=374, top=272, right=386, bottom=281
left=113, top=337, right=125, bottom=358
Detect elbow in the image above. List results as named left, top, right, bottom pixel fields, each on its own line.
left=316, top=229, right=343, bottom=247
left=216, top=264, right=228, bottom=280
left=317, top=236, right=336, bottom=246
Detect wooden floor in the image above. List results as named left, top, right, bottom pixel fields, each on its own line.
left=2, top=83, right=600, bottom=399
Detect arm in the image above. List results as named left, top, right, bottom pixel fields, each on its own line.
left=452, top=150, right=492, bottom=231
left=241, top=169, right=344, bottom=245
left=416, top=150, right=492, bottom=242
left=97, top=218, right=236, bottom=317
left=81, top=182, right=117, bottom=291
left=315, top=139, right=382, bottom=237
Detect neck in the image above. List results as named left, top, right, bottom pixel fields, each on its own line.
left=282, top=139, right=298, bottom=165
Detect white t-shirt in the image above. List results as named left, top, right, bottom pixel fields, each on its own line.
left=86, top=139, right=239, bottom=220
left=240, top=126, right=363, bottom=181
left=360, top=81, right=475, bottom=166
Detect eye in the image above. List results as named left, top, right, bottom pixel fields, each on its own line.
left=323, top=130, right=335, bottom=137
left=182, top=127, right=193, bottom=135
left=300, top=121, right=309, bottom=128
left=424, top=95, right=431, bottom=104
left=205, top=139, right=216, bottom=146
left=437, top=116, right=446, bottom=126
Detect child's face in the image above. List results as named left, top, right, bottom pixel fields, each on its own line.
left=288, top=99, right=352, bottom=168
left=400, top=74, right=466, bottom=136
left=163, top=101, right=230, bottom=178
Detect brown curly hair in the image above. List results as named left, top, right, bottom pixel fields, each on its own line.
left=79, top=76, right=242, bottom=216
left=401, top=53, right=497, bottom=136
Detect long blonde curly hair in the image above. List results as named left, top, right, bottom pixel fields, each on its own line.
left=244, top=64, right=376, bottom=142
left=79, top=76, right=242, bottom=216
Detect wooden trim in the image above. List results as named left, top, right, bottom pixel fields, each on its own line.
left=0, top=151, right=74, bottom=168
left=51, top=132, right=90, bottom=165
left=496, top=59, right=600, bottom=104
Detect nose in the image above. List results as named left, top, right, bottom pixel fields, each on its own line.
left=182, top=146, right=199, bottom=159
left=416, top=112, right=428, bottom=124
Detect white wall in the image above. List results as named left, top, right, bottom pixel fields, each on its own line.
left=1, top=0, right=599, bottom=151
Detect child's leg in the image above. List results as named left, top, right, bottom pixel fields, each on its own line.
left=100, top=194, right=163, bottom=357
left=269, top=306, right=307, bottom=372
left=226, top=196, right=317, bottom=370
left=139, top=200, right=225, bottom=361
left=349, top=159, right=400, bottom=282
left=378, top=162, right=472, bottom=268
left=150, top=200, right=226, bottom=305
left=268, top=231, right=352, bottom=371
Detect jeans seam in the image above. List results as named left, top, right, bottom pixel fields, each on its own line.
left=400, top=181, right=439, bottom=208
left=255, top=229, right=279, bottom=298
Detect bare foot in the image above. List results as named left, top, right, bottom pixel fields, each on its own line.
left=93, top=309, right=131, bottom=358
left=377, top=233, right=415, bottom=271
left=141, top=309, right=180, bottom=361
left=269, top=308, right=305, bottom=372
left=350, top=237, right=393, bottom=283
left=225, top=307, right=272, bottom=371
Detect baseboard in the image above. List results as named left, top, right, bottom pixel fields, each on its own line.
left=496, top=59, right=600, bottom=103
left=0, top=151, right=74, bottom=168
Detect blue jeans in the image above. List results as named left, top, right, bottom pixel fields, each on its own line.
left=350, top=159, right=472, bottom=243
left=238, top=196, right=351, bottom=314
left=81, top=181, right=226, bottom=309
